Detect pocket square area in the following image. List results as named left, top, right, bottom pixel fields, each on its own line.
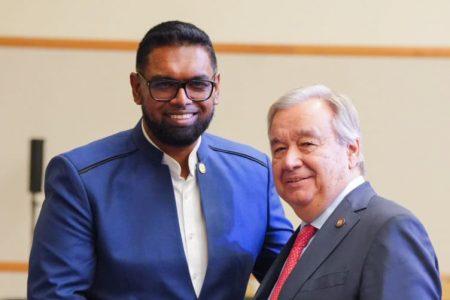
left=302, top=271, right=348, bottom=291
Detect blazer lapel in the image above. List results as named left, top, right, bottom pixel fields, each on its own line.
left=196, top=137, right=237, bottom=297
left=253, top=233, right=297, bottom=299
left=279, top=182, right=375, bottom=299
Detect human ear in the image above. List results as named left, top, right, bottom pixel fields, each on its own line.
left=130, top=72, right=144, bottom=105
left=213, top=73, right=221, bottom=105
left=347, top=138, right=360, bottom=169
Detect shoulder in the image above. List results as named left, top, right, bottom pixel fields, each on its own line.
left=349, top=183, right=414, bottom=221
left=360, top=197, right=440, bottom=299
left=360, top=193, right=430, bottom=243
left=367, top=194, right=415, bottom=221
left=201, top=133, right=270, bottom=168
left=347, top=184, right=424, bottom=237
left=56, top=128, right=138, bottom=173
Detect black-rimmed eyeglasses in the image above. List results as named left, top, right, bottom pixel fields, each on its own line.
left=137, top=72, right=217, bottom=102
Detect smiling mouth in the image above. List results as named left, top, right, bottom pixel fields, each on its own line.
left=286, top=176, right=311, bottom=183
left=169, top=113, right=195, bottom=119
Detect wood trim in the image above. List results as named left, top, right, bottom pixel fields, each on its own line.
left=215, top=43, right=450, bottom=58
left=1, top=36, right=450, bottom=58
left=0, top=36, right=138, bottom=51
left=444, top=274, right=450, bottom=300
left=0, top=261, right=28, bottom=272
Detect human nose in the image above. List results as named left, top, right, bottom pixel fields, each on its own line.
left=170, top=84, right=192, bottom=106
left=283, top=147, right=303, bottom=170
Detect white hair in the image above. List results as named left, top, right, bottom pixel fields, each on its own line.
left=268, top=84, right=365, bottom=174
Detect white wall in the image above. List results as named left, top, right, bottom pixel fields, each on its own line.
left=2, top=0, right=450, bottom=46
left=1, top=1, right=450, bottom=298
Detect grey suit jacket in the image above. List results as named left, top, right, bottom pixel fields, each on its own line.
left=254, top=182, right=441, bottom=300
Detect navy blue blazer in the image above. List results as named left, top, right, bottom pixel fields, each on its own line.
left=253, top=182, right=441, bottom=300
left=28, top=122, right=293, bottom=300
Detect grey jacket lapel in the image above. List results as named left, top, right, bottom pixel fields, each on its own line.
left=279, top=182, right=375, bottom=299
left=253, top=231, right=298, bottom=299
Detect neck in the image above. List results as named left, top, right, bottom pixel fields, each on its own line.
left=165, top=146, right=193, bottom=179
left=143, top=123, right=196, bottom=179
left=294, top=172, right=361, bottom=223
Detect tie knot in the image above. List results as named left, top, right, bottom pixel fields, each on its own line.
left=293, top=225, right=317, bottom=248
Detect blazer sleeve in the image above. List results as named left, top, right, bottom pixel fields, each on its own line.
left=252, top=154, right=293, bottom=282
left=28, top=155, right=95, bottom=299
left=360, top=214, right=441, bottom=300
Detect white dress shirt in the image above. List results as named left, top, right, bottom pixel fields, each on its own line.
left=142, top=122, right=208, bottom=297
left=309, top=176, right=365, bottom=231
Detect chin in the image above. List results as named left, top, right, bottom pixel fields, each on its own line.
left=284, top=193, right=313, bottom=207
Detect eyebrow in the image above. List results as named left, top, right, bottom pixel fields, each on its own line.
left=148, top=75, right=175, bottom=81
left=270, top=137, right=282, bottom=147
left=149, top=74, right=213, bottom=81
left=269, top=129, right=320, bottom=146
left=297, top=129, right=320, bottom=138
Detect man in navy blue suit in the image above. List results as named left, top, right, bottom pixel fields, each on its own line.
left=28, top=21, right=293, bottom=299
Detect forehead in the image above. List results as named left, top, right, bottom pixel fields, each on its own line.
left=270, top=99, right=335, bottom=139
left=146, top=45, right=214, bottom=76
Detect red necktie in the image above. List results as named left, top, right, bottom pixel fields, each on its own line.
left=270, top=225, right=317, bottom=300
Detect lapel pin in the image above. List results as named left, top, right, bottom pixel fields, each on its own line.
left=198, top=162, right=206, bottom=174
left=335, top=218, right=346, bottom=228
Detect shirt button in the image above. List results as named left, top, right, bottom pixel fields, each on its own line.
left=188, top=233, right=194, bottom=240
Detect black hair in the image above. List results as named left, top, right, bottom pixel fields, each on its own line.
left=135, top=20, right=217, bottom=73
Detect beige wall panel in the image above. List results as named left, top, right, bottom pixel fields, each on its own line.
left=1, top=0, right=450, bottom=46
left=1, top=1, right=450, bottom=298
left=1, top=46, right=449, bottom=298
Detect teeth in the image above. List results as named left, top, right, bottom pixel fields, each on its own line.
left=170, top=113, right=193, bottom=119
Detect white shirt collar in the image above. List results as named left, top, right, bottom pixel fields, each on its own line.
left=309, top=176, right=365, bottom=230
left=141, top=120, right=201, bottom=177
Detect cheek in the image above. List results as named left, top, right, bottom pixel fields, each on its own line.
left=142, top=101, right=162, bottom=119
left=316, top=152, right=347, bottom=184
left=307, top=155, right=334, bottom=186
left=272, top=161, right=283, bottom=178
left=272, top=162, right=284, bottom=186
left=200, top=102, right=215, bottom=116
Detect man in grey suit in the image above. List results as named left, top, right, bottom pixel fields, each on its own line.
left=254, top=85, right=441, bottom=299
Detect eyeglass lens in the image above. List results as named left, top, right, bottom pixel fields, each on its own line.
left=150, top=79, right=214, bottom=101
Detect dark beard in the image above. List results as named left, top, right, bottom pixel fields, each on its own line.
left=142, top=107, right=214, bottom=147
